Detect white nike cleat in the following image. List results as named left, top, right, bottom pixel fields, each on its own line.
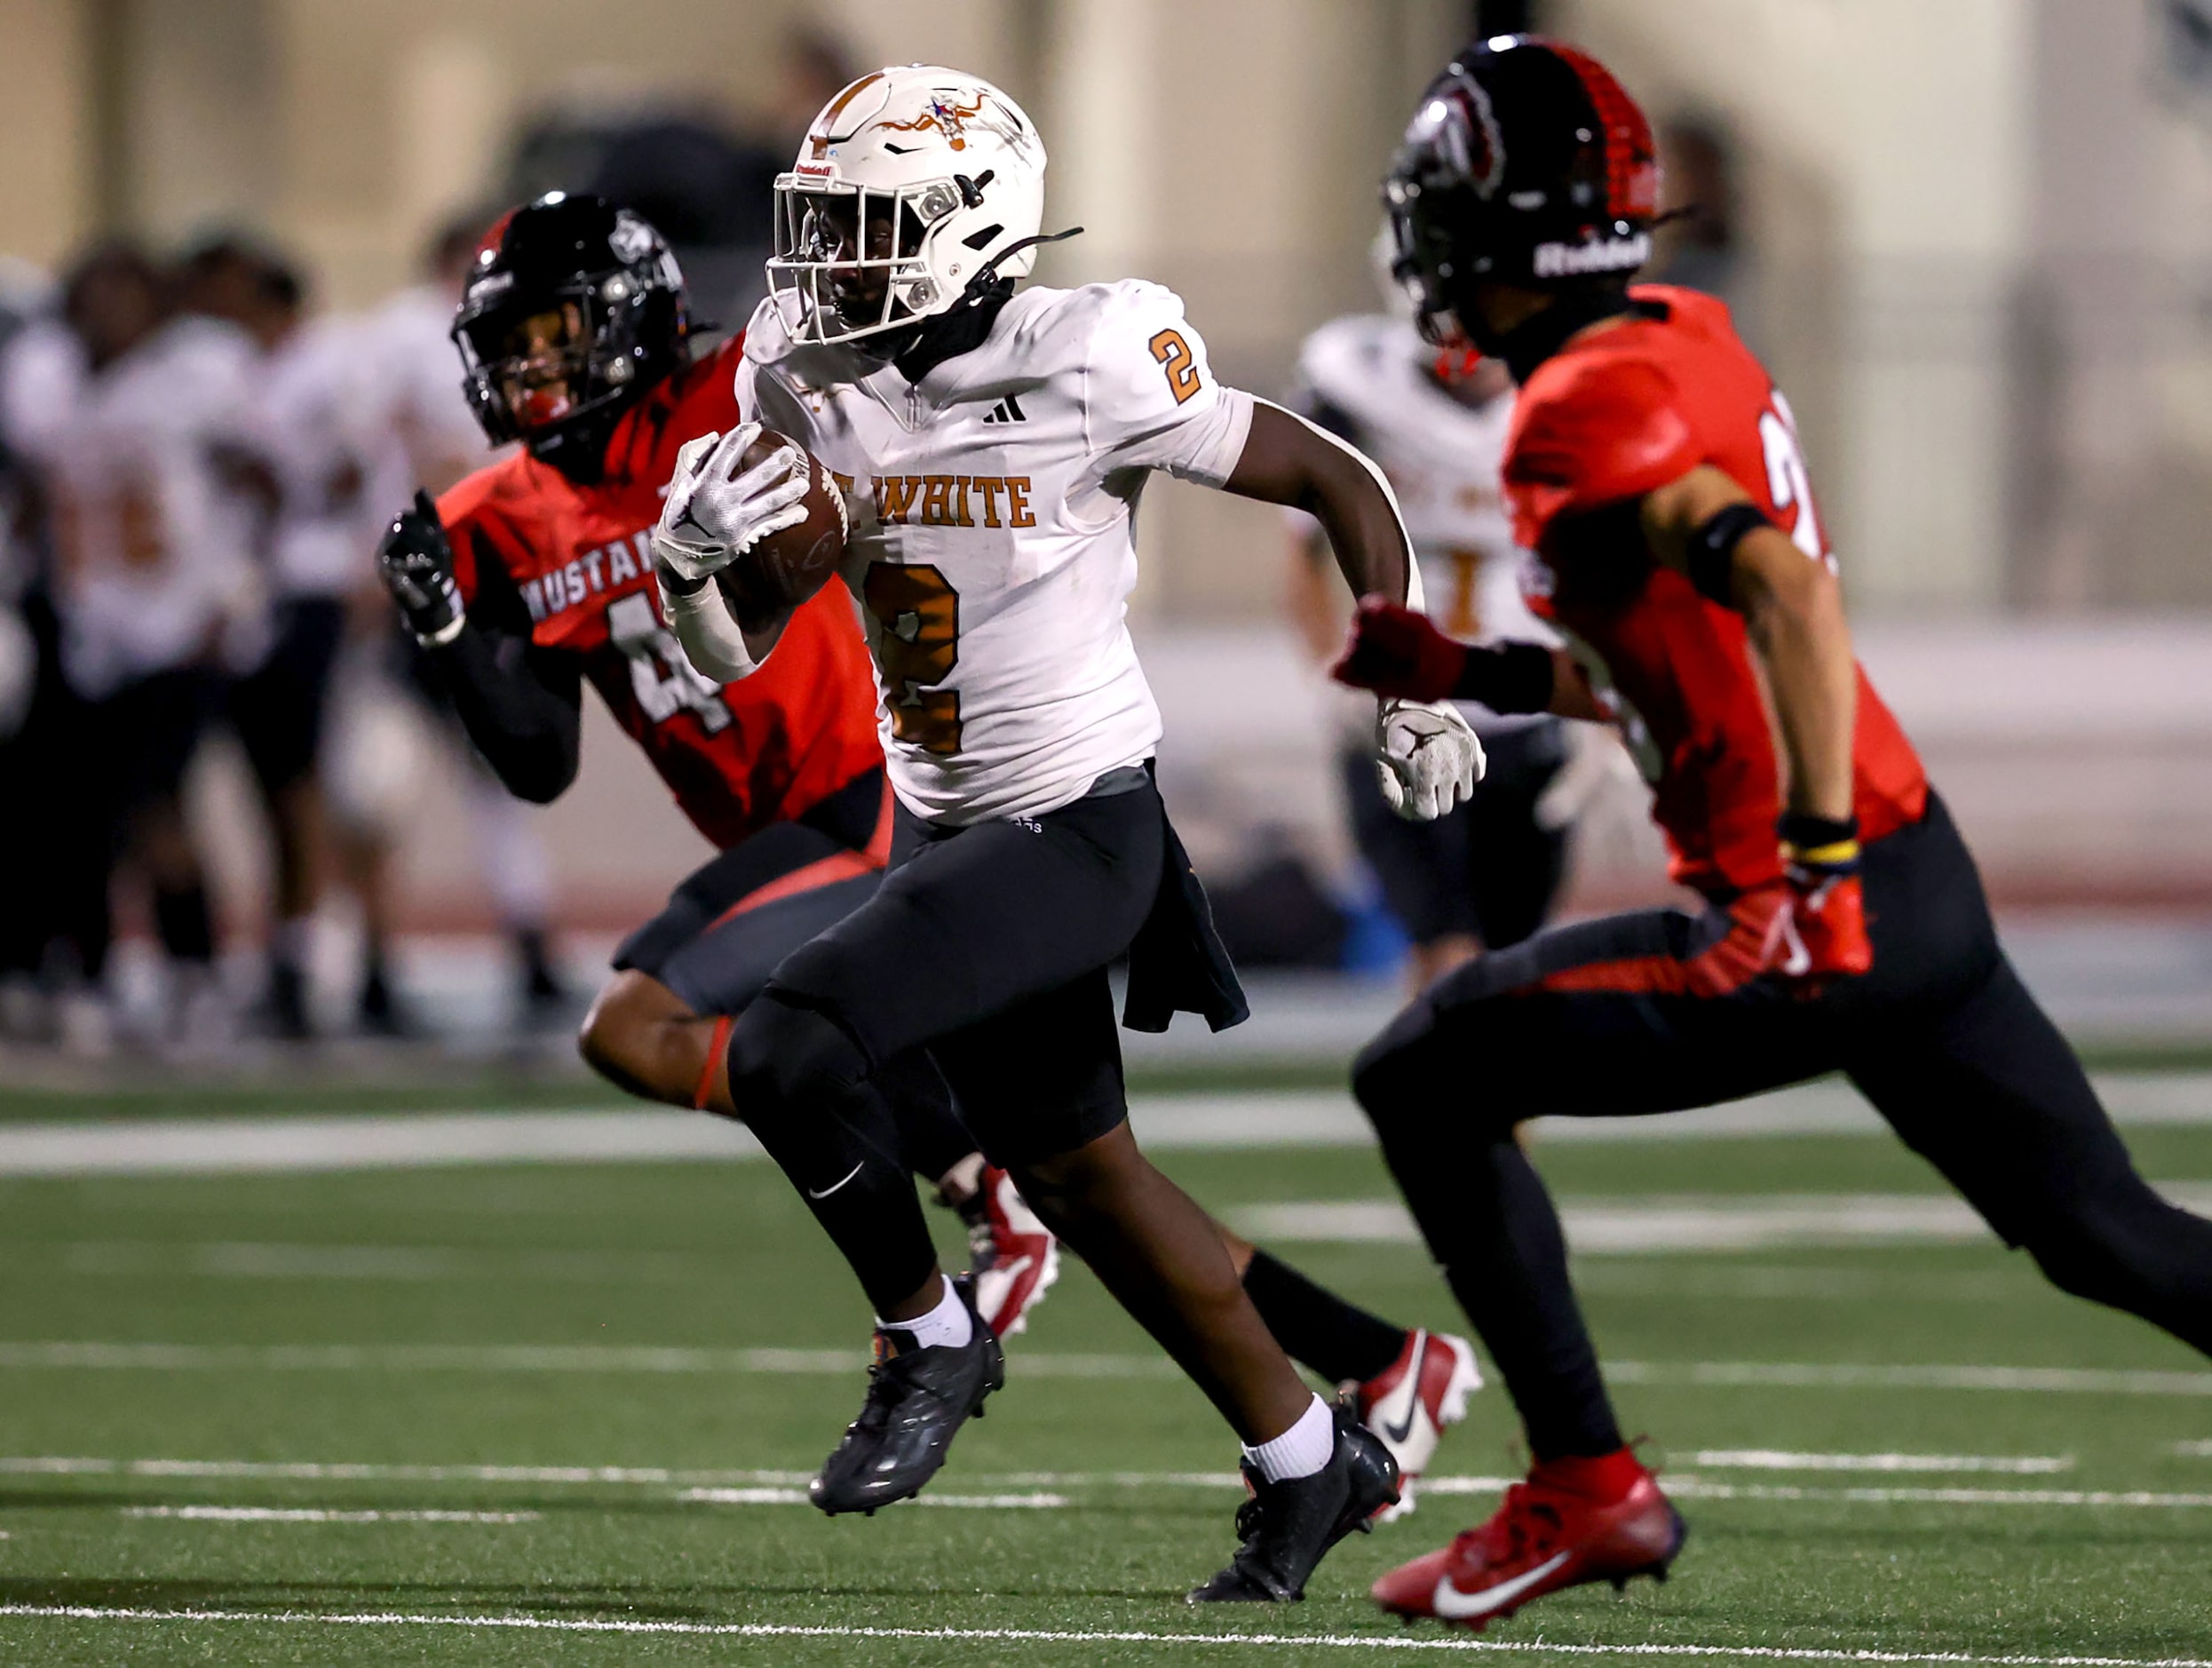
left=1351, top=1329, right=1482, bottom=1522
left=965, top=1165, right=1060, bottom=1338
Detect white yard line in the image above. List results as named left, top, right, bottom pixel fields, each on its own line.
left=7, top=1458, right=2203, bottom=1512
left=1685, top=1450, right=2073, bottom=1474
left=3, top=1073, right=2208, bottom=1177
left=1232, top=1190, right=2212, bottom=1255
left=678, top=1487, right=1068, bottom=1509
left=5, top=1345, right=2210, bottom=1395
left=2, top=1605, right=2210, bottom=1664
left=121, top=1506, right=537, bottom=1524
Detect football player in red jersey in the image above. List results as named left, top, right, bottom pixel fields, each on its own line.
left=372, top=194, right=1063, bottom=1332
left=1331, top=37, right=2212, bottom=1628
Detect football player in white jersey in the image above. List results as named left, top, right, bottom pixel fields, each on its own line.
left=649, top=66, right=1483, bottom=1603
left=0, top=242, right=264, bottom=1043
left=1287, top=310, right=1585, bottom=992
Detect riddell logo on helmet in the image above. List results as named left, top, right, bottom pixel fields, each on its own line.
left=1532, top=232, right=1651, bottom=278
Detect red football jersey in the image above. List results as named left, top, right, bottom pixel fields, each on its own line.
left=438, top=336, right=883, bottom=851
left=1502, top=285, right=1928, bottom=897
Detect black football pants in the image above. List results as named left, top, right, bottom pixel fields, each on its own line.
left=608, top=767, right=979, bottom=1188
left=721, top=773, right=1163, bottom=1313
left=1352, top=792, right=2212, bottom=1460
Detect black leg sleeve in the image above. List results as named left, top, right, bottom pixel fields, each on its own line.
left=1851, top=957, right=2212, bottom=1358
left=724, top=991, right=940, bottom=1315
left=1353, top=1019, right=1622, bottom=1460
left=1241, top=1250, right=1407, bottom=1386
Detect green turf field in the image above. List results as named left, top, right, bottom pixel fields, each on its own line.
left=4, top=1100, right=2211, bottom=1664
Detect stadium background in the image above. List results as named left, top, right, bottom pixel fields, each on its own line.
left=5, top=3, right=2212, bottom=1660
left=6, top=0, right=2212, bottom=997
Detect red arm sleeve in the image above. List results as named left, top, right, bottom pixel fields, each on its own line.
left=1502, top=358, right=1699, bottom=552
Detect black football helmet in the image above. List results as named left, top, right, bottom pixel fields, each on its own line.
left=1384, top=36, right=1659, bottom=351
left=452, top=193, right=690, bottom=462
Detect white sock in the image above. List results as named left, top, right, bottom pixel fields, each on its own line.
left=878, top=1276, right=973, bottom=1351
left=1241, top=1393, right=1335, bottom=1485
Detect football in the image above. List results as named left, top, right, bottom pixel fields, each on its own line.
left=714, top=431, right=848, bottom=626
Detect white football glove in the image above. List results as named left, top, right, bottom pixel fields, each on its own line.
left=1376, top=697, right=1486, bottom=822
left=649, top=422, right=812, bottom=584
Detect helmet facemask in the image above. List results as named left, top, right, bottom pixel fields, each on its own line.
left=769, top=177, right=969, bottom=348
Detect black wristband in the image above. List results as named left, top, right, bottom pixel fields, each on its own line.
left=1450, top=640, right=1556, bottom=714
left=1779, top=812, right=1859, bottom=850
left=1686, top=502, right=1773, bottom=605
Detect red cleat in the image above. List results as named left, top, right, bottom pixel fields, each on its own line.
left=1370, top=1454, right=1685, bottom=1629
left=1352, top=1329, right=1481, bottom=1522
left=966, top=1165, right=1059, bottom=1338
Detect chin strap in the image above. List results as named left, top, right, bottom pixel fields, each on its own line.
left=960, top=226, right=1084, bottom=305
left=880, top=227, right=1088, bottom=385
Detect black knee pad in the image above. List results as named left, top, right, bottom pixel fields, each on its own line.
left=724, top=992, right=872, bottom=1132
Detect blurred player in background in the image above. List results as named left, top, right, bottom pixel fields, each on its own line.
left=1333, top=35, right=2212, bottom=1628
left=0, top=242, right=265, bottom=1048
left=347, top=211, right=569, bottom=1035
left=182, top=237, right=376, bottom=1039
left=1286, top=274, right=1598, bottom=991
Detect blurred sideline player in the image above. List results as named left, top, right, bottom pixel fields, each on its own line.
left=182, top=239, right=374, bottom=1039
left=0, top=242, right=264, bottom=1046
left=1285, top=288, right=1597, bottom=991
left=348, top=213, right=569, bottom=1034
left=374, top=193, right=1057, bottom=1332
left=1332, top=36, right=2212, bottom=1628
left=651, top=66, right=1493, bottom=1598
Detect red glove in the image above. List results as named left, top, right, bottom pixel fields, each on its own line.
left=1329, top=596, right=1468, bottom=703
left=1778, top=815, right=1873, bottom=982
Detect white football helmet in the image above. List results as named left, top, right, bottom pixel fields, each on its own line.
left=768, top=65, right=1049, bottom=347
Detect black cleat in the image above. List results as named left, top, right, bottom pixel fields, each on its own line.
left=810, top=1275, right=1004, bottom=1517
left=1187, top=1401, right=1400, bottom=1603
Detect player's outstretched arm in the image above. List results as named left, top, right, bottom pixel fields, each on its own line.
left=1225, top=401, right=1482, bottom=820
left=376, top=493, right=584, bottom=803
left=1224, top=401, right=1413, bottom=608
left=1639, top=465, right=1856, bottom=824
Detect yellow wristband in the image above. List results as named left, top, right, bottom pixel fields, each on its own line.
left=1788, top=838, right=1860, bottom=866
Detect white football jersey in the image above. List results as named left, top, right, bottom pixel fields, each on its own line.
left=1294, top=314, right=1552, bottom=652
left=738, top=280, right=1253, bottom=823
left=355, top=284, right=497, bottom=511
left=2, top=316, right=265, bottom=697
left=258, top=316, right=381, bottom=600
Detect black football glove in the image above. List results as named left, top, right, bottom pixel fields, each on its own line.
left=377, top=489, right=465, bottom=646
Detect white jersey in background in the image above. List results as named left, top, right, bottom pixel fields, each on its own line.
left=355, top=284, right=494, bottom=509
left=258, top=315, right=380, bottom=601
left=1293, top=314, right=1554, bottom=655
left=739, top=279, right=1253, bottom=825
left=0, top=315, right=266, bottom=698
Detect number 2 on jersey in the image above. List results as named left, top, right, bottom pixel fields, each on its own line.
left=863, top=562, right=963, bottom=756
left=1149, top=329, right=1201, bottom=405
left=1756, top=391, right=1832, bottom=569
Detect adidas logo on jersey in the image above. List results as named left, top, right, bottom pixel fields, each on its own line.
left=980, top=393, right=1027, bottom=425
